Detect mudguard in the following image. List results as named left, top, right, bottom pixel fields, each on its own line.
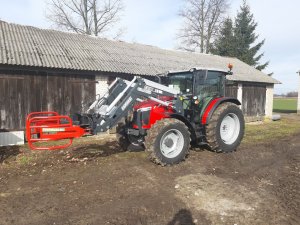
left=170, top=113, right=197, bottom=142
left=201, top=97, right=241, bottom=125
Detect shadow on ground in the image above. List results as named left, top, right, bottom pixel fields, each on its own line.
left=167, top=209, right=196, bottom=225
left=0, top=146, right=21, bottom=163
left=67, top=140, right=123, bottom=160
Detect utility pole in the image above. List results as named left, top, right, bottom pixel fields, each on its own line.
left=297, top=70, right=300, bottom=114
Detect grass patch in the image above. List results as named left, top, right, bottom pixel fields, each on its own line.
left=273, top=98, right=297, bottom=113
left=17, top=155, right=33, bottom=165
left=243, top=117, right=300, bottom=144
left=22, top=134, right=112, bottom=151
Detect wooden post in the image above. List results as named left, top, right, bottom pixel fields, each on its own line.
left=265, top=84, right=274, bottom=118
left=297, top=71, right=300, bottom=114
left=237, top=83, right=243, bottom=109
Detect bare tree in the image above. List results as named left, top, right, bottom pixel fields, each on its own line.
left=178, top=0, right=229, bottom=53
left=46, top=0, right=124, bottom=38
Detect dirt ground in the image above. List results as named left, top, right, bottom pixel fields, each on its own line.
left=0, top=116, right=300, bottom=225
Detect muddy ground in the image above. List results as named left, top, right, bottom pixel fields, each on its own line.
left=0, top=118, right=299, bottom=225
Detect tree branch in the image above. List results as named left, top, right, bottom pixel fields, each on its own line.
left=46, top=0, right=124, bottom=37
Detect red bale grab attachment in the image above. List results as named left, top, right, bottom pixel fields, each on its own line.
left=26, top=111, right=87, bottom=150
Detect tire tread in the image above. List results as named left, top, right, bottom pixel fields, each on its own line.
left=206, top=102, right=244, bottom=153
left=144, top=118, right=190, bottom=166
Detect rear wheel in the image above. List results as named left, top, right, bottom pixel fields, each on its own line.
left=145, top=118, right=190, bottom=166
left=206, top=102, right=244, bottom=153
left=116, top=123, right=144, bottom=151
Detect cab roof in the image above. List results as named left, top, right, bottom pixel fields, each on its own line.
left=166, top=67, right=229, bottom=75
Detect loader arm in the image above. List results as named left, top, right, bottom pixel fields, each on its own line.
left=26, top=77, right=182, bottom=150
left=91, top=76, right=182, bottom=133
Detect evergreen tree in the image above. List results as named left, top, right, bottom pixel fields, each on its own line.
left=233, top=0, right=268, bottom=70
left=211, top=17, right=235, bottom=57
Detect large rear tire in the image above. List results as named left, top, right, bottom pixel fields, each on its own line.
left=116, top=123, right=144, bottom=151
left=206, top=102, right=244, bottom=153
left=144, top=118, right=190, bottom=166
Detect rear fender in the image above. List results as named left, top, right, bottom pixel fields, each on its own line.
left=201, top=97, right=241, bottom=125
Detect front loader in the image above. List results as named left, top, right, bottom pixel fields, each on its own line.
left=26, top=66, right=245, bottom=165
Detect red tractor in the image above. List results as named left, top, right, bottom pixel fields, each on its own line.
left=26, top=66, right=245, bottom=165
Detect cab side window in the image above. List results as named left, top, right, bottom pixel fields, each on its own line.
left=195, top=71, right=224, bottom=98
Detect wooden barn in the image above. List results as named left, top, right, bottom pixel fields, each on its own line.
left=0, top=20, right=279, bottom=137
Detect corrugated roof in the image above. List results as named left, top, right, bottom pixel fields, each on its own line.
left=0, top=20, right=279, bottom=84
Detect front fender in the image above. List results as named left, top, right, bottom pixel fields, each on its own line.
left=169, top=113, right=197, bottom=142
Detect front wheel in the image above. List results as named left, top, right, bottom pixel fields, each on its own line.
left=206, top=102, right=245, bottom=153
left=144, top=118, right=191, bottom=166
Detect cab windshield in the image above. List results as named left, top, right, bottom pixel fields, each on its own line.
left=168, top=72, right=193, bottom=95
left=167, top=70, right=225, bottom=97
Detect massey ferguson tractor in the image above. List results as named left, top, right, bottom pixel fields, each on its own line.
left=26, top=66, right=245, bottom=165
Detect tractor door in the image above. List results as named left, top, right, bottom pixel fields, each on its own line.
left=167, top=72, right=194, bottom=111
left=193, top=70, right=226, bottom=122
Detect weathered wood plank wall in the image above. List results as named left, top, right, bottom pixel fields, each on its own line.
left=0, top=71, right=95, bottom=130
left=225, top=83, right=238, bottom=98
left=0, top=70, right=268, bottom=130
left=242, top=83, right=266, bottom=117
left=225, top=82, right=267, bottom=120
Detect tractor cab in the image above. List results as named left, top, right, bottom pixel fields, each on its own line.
left=165, top=67, right=232, bottom=123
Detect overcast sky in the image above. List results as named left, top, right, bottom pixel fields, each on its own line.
left=0, top=0, right=299, bottom=94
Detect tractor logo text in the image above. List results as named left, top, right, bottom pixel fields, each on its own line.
left=121, top=96, right=133, bottom=111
